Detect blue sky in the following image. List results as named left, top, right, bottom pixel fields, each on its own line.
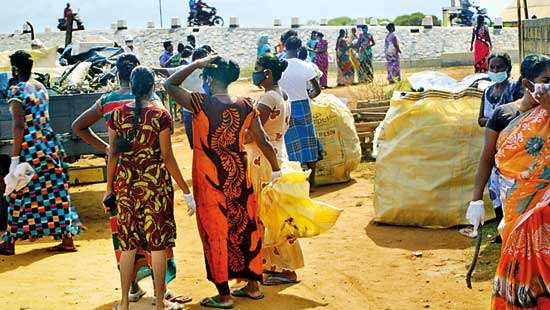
left=1, top=0, right=508, bottom=33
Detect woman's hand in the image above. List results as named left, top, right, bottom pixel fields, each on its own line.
left=183, top=192, right=197, bottom=216
left=102, top=190, right=115, bottom=214
left=537, top=89, right=550, bottom=112
left=194, top=54, right=220, bottom=68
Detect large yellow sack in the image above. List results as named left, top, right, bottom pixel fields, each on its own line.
left=260, top=162, right=343, bottom=247
left=0, top=47, right=65, bottom=80
left=374, top=90, right=493, bottom=228
left=312, top=94, right=361, bottom=185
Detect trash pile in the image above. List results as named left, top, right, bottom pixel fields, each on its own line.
left=51, top=46, right=124, bottom=95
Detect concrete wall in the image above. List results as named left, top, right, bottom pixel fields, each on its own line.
left=523, top=17, right=550, bottom=56
left=0, top=26, right=519, bottom=69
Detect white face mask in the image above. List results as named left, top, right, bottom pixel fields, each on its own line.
left=528, top=80, right=550, bottom=103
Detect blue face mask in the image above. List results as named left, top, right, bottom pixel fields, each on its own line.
left=252, top=71, right=267, bottom=86
left=488, top=71, right=508, bottom=84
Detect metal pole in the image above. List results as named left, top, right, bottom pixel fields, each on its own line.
left=159, top=0, right=164, bottom=28
left=517, top=0, right=523, bottom=60
left=523, top=0, right=529, bottom=19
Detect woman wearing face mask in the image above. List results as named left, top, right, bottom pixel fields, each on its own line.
left=165, top=56, right=282, bottom=309
left=247, top=55, right=305, bottom=285
left=465, top=54, right=550, bottom=309
left=465, top=53, right=524, bottom=240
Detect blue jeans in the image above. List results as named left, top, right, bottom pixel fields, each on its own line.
left=182, top=109, right=193, bottom=149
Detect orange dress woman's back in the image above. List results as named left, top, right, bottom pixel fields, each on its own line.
left=189, top=92, right=263, bottom=285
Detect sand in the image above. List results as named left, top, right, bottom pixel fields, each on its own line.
left=0, top=67, right=495, bottom=309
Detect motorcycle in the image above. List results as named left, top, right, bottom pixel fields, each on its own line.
left=449, top=4, right=492, bottom=27
left=188, top=7, right=224, bottom=27
left=57, top=12, right=85, bottom=31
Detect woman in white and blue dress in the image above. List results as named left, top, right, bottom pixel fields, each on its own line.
left=470, top=53, right=523, bottom=239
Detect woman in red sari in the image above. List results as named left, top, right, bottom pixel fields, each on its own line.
left=313, top=32, right=329, bottom=88
left=490, top=54, right=550, bottom=310
left=470, top=15, right=492, bottom=73
left=165, top=55, right=282, bottom=309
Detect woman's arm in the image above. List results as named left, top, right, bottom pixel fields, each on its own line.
left=9, top=101, right=24, bottom=157
left=472, top=128, right=498, bottom=201
left=164, top=55, right=217, bottom=111
left=470, top=31, right=475, bottom=51
left=72, top=105, right=108, bottom=153
left=309, top=79, right=322, bottom=99
left=257, top=103, right=271, bottom=126
left=159, top=128, right=191, bottom=194
left=249, top=116, right=280, bottom=172
left=478, top=92, right=488, bottom=127
left=486, top=28, right=492, bottom=49
left=369, top=35, right=376, bottom=48
left=392, top=36, right=401, bottom=54
left=106, top=128, right=119, bottom=194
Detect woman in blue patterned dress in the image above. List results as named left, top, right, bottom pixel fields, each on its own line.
left=0, top=51, right=80, bottom=255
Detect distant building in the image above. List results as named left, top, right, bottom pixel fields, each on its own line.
left=501, top=0, right=550, bottom=22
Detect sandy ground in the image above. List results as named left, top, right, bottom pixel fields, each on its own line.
left=0, top=66, right=498, bottom=309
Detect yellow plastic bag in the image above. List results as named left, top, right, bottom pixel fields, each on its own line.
left=0, top=48, right=65, bottom=79
left=374, top=90, right=494, bottom=228
left=312, top=94, right=361, bottom=185
left=260, top=162, right=343, bottom=247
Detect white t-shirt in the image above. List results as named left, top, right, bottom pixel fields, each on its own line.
left=279, top=58, right=317, bottom=101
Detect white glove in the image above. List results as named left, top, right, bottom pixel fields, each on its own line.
left=184, top=193, right=196, bottom=216
left=4, top=162, right=34, bottom=196
left=466, top=200, right=485, bottom=231
left=271, top=170, right=282, bottom=182
left=9, top=156, right=19, bottom=175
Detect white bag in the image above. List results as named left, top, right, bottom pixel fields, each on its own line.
left=4, top=163, right=35, bottom=196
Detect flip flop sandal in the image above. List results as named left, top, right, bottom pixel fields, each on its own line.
left=165, top=301, right=185, bottom=310
left=262, top=275, right=300, bottom=286
left=128, top=287, right=146, bottom=303
left=168, top=295, right=192, bottom=304
left=200, top=297, right=234, bottom=309
left=0, top=245, right=14, bottom=256
left=46, top=244, right=78, bottom=252
left=231, top=288, right=265, bottom=300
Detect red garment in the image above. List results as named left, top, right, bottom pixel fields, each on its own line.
left=473, top=26, right=490, bottom=73
left=189, top=93, right=263, bottom=285
left=314, top=39, right=329, bottom=87
left=64, top=7, right=73, bottom=20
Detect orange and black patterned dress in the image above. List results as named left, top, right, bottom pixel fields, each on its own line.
left=107, top=104, right=177, bottom=252
left=189, top=93, right=263, bottom=285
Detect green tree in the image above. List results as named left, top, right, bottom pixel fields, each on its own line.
left=328, top=16, right=355, bottom=26
left=393, top=12, right=441, bottom=26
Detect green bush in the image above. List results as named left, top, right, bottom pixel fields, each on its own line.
left=394, top=12, right=441, bottom=27
left=328, top=16, right=355, bottom=26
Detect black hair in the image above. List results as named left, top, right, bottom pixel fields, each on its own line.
left=297, top=46, right=308, bottom=61
left=192, top=48, right=208, bottom=61
left=182, top=45, right=193, bottom=58
left=201, top=44, right=213, bottom=53
left=338, top=29, right=346, bottom=38
left=10, top=50, right=33, bottom=78
left=281, top=30, right=298, bottom=44
left=116, top=53, right=140, bottom=82
left=130, top=66, right=155, bottom=139
left=163, top=41, right=172, bottom=50
left=177, top=43, right=185, bottom=53
left=202, top=57, right=240, bottom=87
left=386, top=23, right=395, bottom=31
left=520, top=54, right=550, bottom=81
left=488, top=53, right=512, bottom=75
left=187, top=35, right=196, bottom=43
left=257, top=55, right=288, bottom=83
left=317, top=32, right=324, bottom=38
left=311, top=31, right=318, bottom=36
left=285, top=36, right=302, bottom=52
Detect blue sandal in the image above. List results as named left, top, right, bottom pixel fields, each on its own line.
left=231, top=288, right=264, bottom=300
left=200, top=297, right=234, bottom=309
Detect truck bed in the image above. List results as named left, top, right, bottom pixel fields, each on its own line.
left=0, top=93, right=106, bottom=158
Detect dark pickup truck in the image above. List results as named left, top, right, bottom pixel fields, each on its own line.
left=0, top=92, right=107, bottom=168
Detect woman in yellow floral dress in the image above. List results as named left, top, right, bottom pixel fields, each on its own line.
left=246, top=55, right=305, bottom=285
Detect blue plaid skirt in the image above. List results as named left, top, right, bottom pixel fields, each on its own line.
left=284, top=99, right=323, bottom=164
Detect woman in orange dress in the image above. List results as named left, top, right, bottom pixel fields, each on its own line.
left=490, top=54, right=550, bottom=309
left=165, top=55, right=282, bottom=309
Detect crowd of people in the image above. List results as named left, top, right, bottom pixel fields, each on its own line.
left=0, top=21, right=548, bottom=310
